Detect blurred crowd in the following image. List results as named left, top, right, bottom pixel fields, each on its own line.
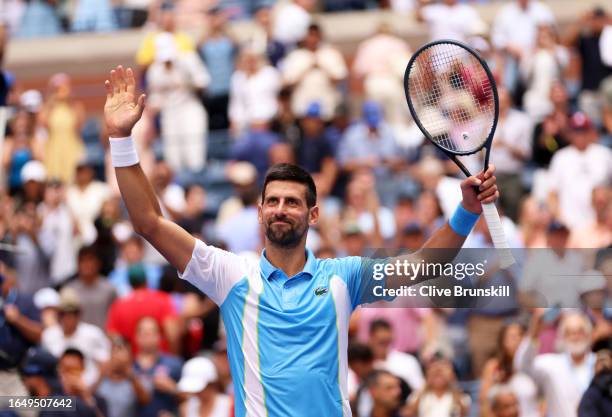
left=1, top=0, right=612, bottom=417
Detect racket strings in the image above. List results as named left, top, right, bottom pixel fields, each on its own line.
left=407, top=43, right=495, bottom=154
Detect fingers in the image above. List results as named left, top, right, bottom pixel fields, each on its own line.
left=110, top=69, right=119, bottom=94
left=478, top=185, right=498, bottom=202
left=116, top=65, right=127, bottom=93
left=126, top=67, right=136, bottom=97
left=462, top=176, right=482, bottom=189
left=136, top=94, right=146, bottom=118
left=104, top=80, right=113, bottom=99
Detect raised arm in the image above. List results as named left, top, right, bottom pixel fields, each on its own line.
left=104, top=65, right=195, bottom=273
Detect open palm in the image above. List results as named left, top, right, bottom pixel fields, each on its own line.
left=104, top=65, right=145, bottom=138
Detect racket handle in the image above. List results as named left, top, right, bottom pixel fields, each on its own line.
left=481, top=202, right=515, bottom=269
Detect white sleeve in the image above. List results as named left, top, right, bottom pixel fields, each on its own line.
left=600, top=26, right=612, bottom=66
left=178, top=239, right=250, bottom=305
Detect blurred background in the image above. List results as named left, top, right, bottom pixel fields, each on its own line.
left=0, top=1, right=611, bottom=417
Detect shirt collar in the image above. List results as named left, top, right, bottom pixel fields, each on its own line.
left=260, top=248, right=317, bottom=281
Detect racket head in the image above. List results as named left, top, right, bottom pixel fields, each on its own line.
left=404, top=39, right=499, bottom=160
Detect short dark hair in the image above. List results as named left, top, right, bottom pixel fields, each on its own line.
left=348, top=343, right=373, bottom=364
left=369, top=319, right=392, bottom=335
left=77, top=245, right=98, bottom=260
left=61, top=348, right=85, bottom=364
left=262, top=164, right=317, bottom=208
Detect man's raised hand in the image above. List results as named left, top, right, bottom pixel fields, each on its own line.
left=104, top=65, right=145, bottom=138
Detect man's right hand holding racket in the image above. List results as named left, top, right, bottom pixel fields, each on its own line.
left=104, top=65, right=196, bottom=274
left=459, top=164, right=499, bottom=215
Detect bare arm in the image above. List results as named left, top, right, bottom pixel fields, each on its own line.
left=387, top=165, right=499, bottom=289
left=104, top=65, right=195, bottom=273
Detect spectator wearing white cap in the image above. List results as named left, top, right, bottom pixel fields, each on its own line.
left=271, top=0, right=313, bottom=47
left=33, top=287, right=60, bottom=328
left=146, top=33, right=211, bottom=172
left=177, top=356, right=233, bottom=417
left=20, top=160, right=47, bottom=204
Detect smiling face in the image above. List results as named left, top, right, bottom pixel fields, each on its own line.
left=259, top=180, right=318, bottom=249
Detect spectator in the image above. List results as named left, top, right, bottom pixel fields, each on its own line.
left=109, top=235, right=163, bottom=296
left=198, top=7, right=237, bottom=131
left=516, top=196, right=551, bottom=248
left=177, top=184, right=209, bottom=235
left=489, top=88, right=532, bottom=221
left=252, top=5, right=286, bottom=67
left=521, top=24, right=570, bottom=122
left=338, top=101, right=402, bottom=185
left=95, top=335, right=150, bottom=417
left=39, top=179, right=77, bottom=286
left=2, top=109, right=44, bottom=196
left=33, top=287, right=60, bottom=328
left=295, top=102, right=338, bottom=198
left=41, top=287, right=111, bottom=388
left=71, top=0, right=117, bottom=32
left=491, top=0, right=555, bottom=94
left=367, top=319, right=424, bottom=393
left=488, top=385, right=520, bottom=417
left=150, top=160, right=186, bottom=222
left=479, top=323, right=539, bottom=417
left=20, top=346, right=59, bottom=398
left=93, top=196, right=122, bottom=276
left=404, top=353, right=470, bottom=417
left=515, top=310, right=597, bottom=417
left=146, top=34, right=211, bottom=172
left=352, top=21, right=412, bottom=128
left=19, top=160, right=47, bottom=205
left=547, top=112, right=612, bottom=230
left=66, top=159, right=112, bottom=246
left=228, top=47, right=281, bottom=136
left=415, top=0, right=485, bottom=43
left=272, top=0, right=313, bottom=47
left=66, top=245, right=117, bottom=328
left=341, top=171, right=393, bottom=243
left=347, top=343, right=374, bottom=402
left=39, top=348, right=107, bottom=417
left=13, top=201, right=51, bottom=294
left=397, top=223, right=426, bottom=251
left=177, top=356, right=233, bottom=417
left=568, top=186, right=612, bottom=248
left=565, top=8, right=612, bottom=125
left=578, top=337, right=612, bottom=417
left=0, top=270, right=42, bottom=404
left=230, top=119, right=281, bottom=182
left=39, top=73, right=85, bottom=184
left=135, top=3, right=195, bottom=69
left=17, top=0, right=62, bottom=38
left=366, top=370, right=403, bottom=417
left=106, top=265, right=179, bottom=354
left=282, top=23, right=348, bottom=120
left=531, top=81, right=570, bottom=169
left=133, top=317, right=183, bottom=417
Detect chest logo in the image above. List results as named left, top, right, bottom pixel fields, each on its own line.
left=314, top=286, right=329, bottom=297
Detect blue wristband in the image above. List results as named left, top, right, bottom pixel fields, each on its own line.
left=449, top=203, right=480, bottom=237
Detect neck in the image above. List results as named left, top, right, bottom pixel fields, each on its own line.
left=571, top=351, right=587, bottom=364
left=371, top=404, right=391, bottom=417
left=264, top=241, right=307, bottom=277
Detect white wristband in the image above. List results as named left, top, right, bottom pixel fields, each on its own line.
left=109, top=136, right=140, bottom=167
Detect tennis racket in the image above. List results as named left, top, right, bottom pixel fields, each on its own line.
left=403, top=39, right=515, bottom=269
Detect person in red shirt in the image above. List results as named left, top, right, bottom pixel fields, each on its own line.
left=106, top=264, right=180, bottom=354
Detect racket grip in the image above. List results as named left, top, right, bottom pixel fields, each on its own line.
left=481, top=202, right=515, bottom=269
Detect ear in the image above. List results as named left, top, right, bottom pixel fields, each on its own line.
left=257, top=204, right=263, bottom=225
left=308, top=205, right=319, bottom=226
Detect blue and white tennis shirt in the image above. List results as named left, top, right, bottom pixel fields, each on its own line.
left=179, top=239, right=371, bottom=417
